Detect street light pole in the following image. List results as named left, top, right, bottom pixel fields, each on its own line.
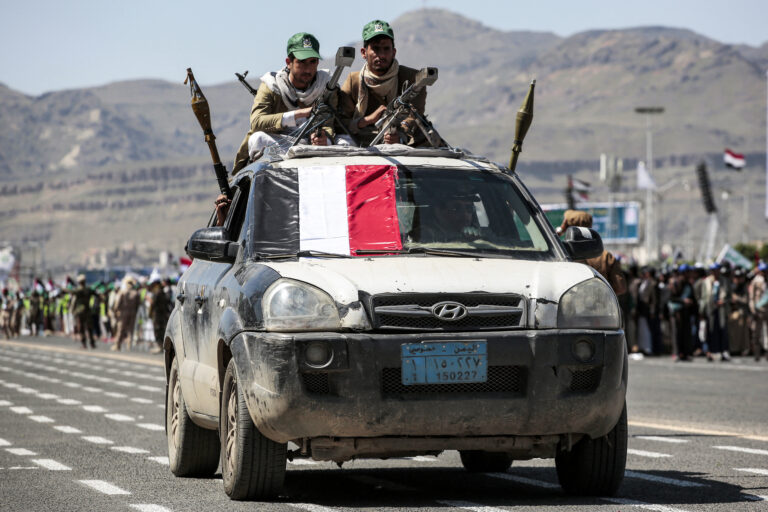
left=635, top=106, right=664, bottom=263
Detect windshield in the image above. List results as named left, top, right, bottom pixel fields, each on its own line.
left=247, top=163, right=554, bottom=259
left=393, top=167, right=552, bottom=256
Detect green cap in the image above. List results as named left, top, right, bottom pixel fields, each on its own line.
left=286, top=32, right=321, bottom=60
left=362, top=20, right=394, bottom=43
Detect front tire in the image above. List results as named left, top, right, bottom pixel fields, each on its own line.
left=555, top=402, right=628, bottom=496
left=220, top=359, right=286, bottom=500
left=166, top=356, right=220, bottom=476
left=459, top=451, right=514, bottom=473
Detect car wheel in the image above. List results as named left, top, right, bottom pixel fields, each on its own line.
left=220, top=359, right=286, bottom=500
left=555, top=401, right=627, bottom=496
left=459, top=450, right=514, bottom=473
left=166, top=356, right=220, bottom=476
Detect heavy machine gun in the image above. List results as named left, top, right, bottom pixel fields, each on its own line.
left=184, top=68, right=232, bottom=199
left=235, top=70, right=258, bottom=96
left=368, top=67, right=442, bottom=147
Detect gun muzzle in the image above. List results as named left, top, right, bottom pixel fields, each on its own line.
left=413, top=67, right=438, bottom=89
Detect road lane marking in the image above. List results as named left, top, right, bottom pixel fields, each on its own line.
left=130, top=398, right=153, bottom=404
left=105, top=392, right=128, bottom=398
left=111, top=446, right=150, bottom=454
left=137, top=423, right=164, bottom=431
left=147, top=456, right=169, bottom=465
left=130, top=506, right=173, bottom=512
left=82, top=436, right=113, bottom=445
left=628, top=449, right=672, bottom=458
left=714, top=446, right=768, bottom=456
left=0, top=339, right=164, bottom=367
left=635, top=436, right=689, bottom=444
left=17, top=387, right=38, bottom=394
left=485, top=472, right=560, bottom=489
left=436, top=500, right=509, bottom=512
left=289, top=459, right=318, bottom=465
left=630, top=420, right=768, bottom=443
left=56, top=398, right=82, bottom=405
left=603, top=497, right=692, bottom=511
left=78, top=480, right=131, bottom=495
left=63, top=382, right=82, bottom=388
left=10, top=406, right=33, bottom=414
left=137, top=385, right=162, bottom=393
left=32, top=459, right=71, bottom=471
left=36, top=393, right=59, bottom=400
left=83, top=405, right=108, bottom=413
left=104, top=413, right=135, bottom=422
left=735, top=467, right=768, bottom=476
left=53, top=426, right=82, bottom=434
left=0, top=438, right=10, bottom=447
left=625, top=470, right=706, bottom=487
left=6, top=448, right=37, bottom=456
left=0, top=400, right=12, bottom=406
left=82, top=386, right=101, bottom=393
left=28, top=416, right=55, bottom=423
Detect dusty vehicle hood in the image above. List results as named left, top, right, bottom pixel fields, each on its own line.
left=264, top=257, right=596, bottom=329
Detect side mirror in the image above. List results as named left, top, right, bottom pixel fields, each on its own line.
left=562, top=226, right=604, bottom=260
left=186, top=227, right=238, bottom=263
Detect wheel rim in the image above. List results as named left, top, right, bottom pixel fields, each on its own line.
left=225, top=378, right=238, bottom=480
left=170, top=372, right=180, bottom=449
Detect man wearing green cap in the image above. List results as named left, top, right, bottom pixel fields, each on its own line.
left=232, top=32, right=340, bottom=173
left=340, top=19, right=427, bottom=146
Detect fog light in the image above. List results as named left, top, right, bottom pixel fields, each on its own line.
left=573, top=339, right=595, bottom=362
left=304, top=342, right=333, bottom=368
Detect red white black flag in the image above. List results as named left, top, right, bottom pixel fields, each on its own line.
left=724, top=149, right=745, bottom=170
left=568, top=176, right=591, bottom=202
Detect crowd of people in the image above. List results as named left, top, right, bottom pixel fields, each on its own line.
left=0, top=274, right=174, bottom=354
left=618, top=260, right=768, bottom=362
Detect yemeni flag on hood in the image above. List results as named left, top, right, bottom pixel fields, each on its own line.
left=251, top=165, right=402, bottom=256
left=724, top=149, right=745, bottom=170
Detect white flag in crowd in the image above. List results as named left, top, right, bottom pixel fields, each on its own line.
left=724, top=148, right=745, bottom=170
left=636, top=161, right=656, bottom=190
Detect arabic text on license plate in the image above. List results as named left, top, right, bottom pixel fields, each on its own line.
left=401, top=341, right=487, bottom=385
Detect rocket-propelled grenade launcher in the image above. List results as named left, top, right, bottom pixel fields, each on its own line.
left=184, top=67, right=233, bottom=199
left=508, top=79, right=536, bottom=172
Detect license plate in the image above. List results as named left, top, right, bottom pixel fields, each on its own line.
left=401, top=341, right=487, bottom=385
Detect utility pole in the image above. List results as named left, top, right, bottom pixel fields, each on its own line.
left=635, top=106, right=664, bottom=263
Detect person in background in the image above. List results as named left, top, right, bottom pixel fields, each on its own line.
left=748, top=262, right=768, bottom=361
left=112, top=276, right=140, bottom=351
left=70, top=274, right=96, bottom=349
left=147, top=279, right=171, bottom=355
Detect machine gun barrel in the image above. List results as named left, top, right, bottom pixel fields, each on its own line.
left=374, top=67, right=437, bottom=131
left=184, top=68, right=232, bottom=199
left=235, top=70, right=258, bottom=96
left=508, top=79, right=535, bottom=173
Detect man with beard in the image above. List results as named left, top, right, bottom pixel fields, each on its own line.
left=232, top=32, right=339, bottom=174
left=340, top=20, right=427, bottom=146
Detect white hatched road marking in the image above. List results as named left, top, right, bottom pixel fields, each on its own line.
left=130, top=397, right=153, bottom=404
left=6, top=448, right=37, bottom=456
left=16, top=387, right=37, bottom=394
left=625, top=470, right=706, bottom=488
left=715, top=446, right=768, bottom=456
left=436, top=500, right=509, bottom=512
left=635, top=435, right=689, bottom=444
left=104, top=413, right=135, bottom=422
left=129, top=506, right=173, bottom=512
left=289, top=459, right=318, bottom=465
left=291, top=504, right=344, bottom=512
left=29, top=415, right=55, bottom=423
left=31, top=459, right=71, bottom=471
left=485, top=472, right=560, bottom=490
left=82, top=436, right=113, bottom=445
left=10, top=406, right=33, bottom=414
left=628, top=449, right=672, bottom=458
left=105, top=392, right=128, bottom=398
left=53, top=426, right=82, bottom=434
left=57, top=398, right=82, bottom=405
left=83, top=405, right=108, bottom=413
left=0, top=400, right=12, bottom=406
left=0, top=438, right=11, bottom=447
left=78, top=480, right=131, bottom=495
left=82, top=386, right=101, bottom=393
left=111, top=446, right=150, bottom=454
left=64, top=382, right=82, bottom=388
left=137, top=423, right=164, bottom=431
left=36, top=393, right=59, bottom=400
left=147, top=456, right=169, bottom=465
left=604, top=497, right=693, bottom=511
left=735, top=468, right=768, bottom=476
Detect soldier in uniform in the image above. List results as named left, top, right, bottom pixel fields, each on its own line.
left=339, top=20, right=427, bottom=146
left=147, top=279, right=171, bottom=355
left=70, top=274, right=96, bottom=349
left=558, top=210, right=627, bottom=296
left=112, top=275, right=140, bottom=351
left=232, top=32, right=339, bottom=174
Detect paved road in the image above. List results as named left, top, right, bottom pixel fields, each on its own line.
left=1, top=336, right=767, bottom=511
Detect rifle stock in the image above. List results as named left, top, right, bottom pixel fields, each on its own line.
left=184, top=68, right=232, bottom=199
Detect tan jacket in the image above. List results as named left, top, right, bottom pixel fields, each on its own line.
left=580, top=251, right=627, bottom=296
left=339, top=65, right=426, bottom=146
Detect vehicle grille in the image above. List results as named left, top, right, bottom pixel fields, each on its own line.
left=381, top=366, right=525, bottom=396
left=370, top=293, right=526, bottom=332
left=569, top=367, right=601, bottom=392
left=301, top=372, right=330, bottom=395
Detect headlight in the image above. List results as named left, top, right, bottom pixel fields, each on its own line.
left=557, top=277, right=620, bottom=330
left=263, top=279, right=341, bottom=332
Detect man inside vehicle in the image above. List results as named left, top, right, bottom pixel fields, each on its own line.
left=340, top=20, right=427, bottom=146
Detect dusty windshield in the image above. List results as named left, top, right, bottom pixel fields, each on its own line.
left=395, top=167, right=552, bottom=256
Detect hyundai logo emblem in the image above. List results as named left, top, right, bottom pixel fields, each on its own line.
left=431, top=301, right=468, bottom=321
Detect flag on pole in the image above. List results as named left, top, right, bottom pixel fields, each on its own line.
left=179, top=257, right=192, bottom=273
left=724, top=149, right=745, bottom=170
left=568, top=176, right=591, bottom=202
left=637, top=161, right=656, bottom=189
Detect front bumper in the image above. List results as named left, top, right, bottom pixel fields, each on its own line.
left=229, top=329, right=627, bottom=446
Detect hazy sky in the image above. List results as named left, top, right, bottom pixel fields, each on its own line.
left=2, top=0, right=766, bottom=96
